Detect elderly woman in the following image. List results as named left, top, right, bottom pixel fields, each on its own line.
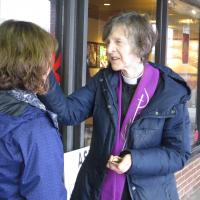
left=0, top=20, right=66, bottom=199
left=40, top=12, right=191, bottom=200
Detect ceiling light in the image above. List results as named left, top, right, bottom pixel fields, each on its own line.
left=104, top=3, right=111, bottom=6
left=192, top=10, right=196, bottom=15
left=179, top=19, right=194, bottom=24
left=150, top=20, right=156, bottom=24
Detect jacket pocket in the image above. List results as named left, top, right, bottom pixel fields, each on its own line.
left=163, top=175, right=179, bottom=200
left=131, top=129, right=163, bottom=149
left=128, top=117, right=166, bottom=149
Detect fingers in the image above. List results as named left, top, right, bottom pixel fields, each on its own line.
left=117, top=154, right=132, bottom=173
left=107, top=161, right=122, bottom=174
left=106, top=155, right=122, bottom=173
left=106, top=155, right=113, bottom=168
left=106, top=154, right=132, bottom=174
left=112, top=156, right=123, bottom=164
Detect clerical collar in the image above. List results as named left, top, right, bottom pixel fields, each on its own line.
left=121, top=71, right=143, bottom=85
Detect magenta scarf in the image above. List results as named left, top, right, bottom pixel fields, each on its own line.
left=100, top=63, right=160, bottom=200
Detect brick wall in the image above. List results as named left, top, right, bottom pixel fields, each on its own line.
left=176, top=155, right=200, bottom=199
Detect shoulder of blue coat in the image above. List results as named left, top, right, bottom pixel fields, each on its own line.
left=149, top=62, right=191, bottom=101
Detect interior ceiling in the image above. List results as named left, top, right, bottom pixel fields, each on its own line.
left=88, top=0, right=200, bottom=21
left=88, top=0, right=200, bottom=38
left=88, top=0, right=157, bottom=21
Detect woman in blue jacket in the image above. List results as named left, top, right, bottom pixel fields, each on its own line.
left=40, top=12, right=191, bottom=200
left=0, top=20, right=67, bottom=199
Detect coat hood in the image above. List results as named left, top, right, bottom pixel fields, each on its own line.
left=152, top=62, right=191, bottom=100
left=145, top=62, right=191, bottom=115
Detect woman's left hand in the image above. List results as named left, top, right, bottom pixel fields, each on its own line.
left=106, top=154, right=132, bottom=174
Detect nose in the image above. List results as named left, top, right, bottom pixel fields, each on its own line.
left=106, top=41, right=116, bottom=54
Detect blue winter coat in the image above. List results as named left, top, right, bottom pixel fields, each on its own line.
left=0, top=91, right=67, bottom=199
left=40, top=63, right=191, bottom=200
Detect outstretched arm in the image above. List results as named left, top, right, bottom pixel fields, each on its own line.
left=39, top=71, right=99, bottom=125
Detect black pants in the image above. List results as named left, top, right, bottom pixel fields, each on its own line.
left=122, top=180, right=132, bottom=200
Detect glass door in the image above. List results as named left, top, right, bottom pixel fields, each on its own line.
left=167, top=0, right=200, bottom=147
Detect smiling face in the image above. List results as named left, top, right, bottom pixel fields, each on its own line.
left=105, top=25, right=141, bottom=72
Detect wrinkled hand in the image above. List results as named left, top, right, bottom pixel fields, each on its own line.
left=106, top=154, right=132, bottom=174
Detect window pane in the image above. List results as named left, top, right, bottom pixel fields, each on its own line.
left=167, top=0, right=200, bottom=147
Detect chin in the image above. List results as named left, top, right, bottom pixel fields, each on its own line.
left=111, top=64, right=123, bottom=72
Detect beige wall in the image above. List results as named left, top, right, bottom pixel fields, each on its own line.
left=88, top=17, right=105, bottom=43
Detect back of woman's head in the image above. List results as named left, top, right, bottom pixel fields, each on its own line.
left=102, top=11, right=157, bottom=62
left=0, top=20, right=57, bottom=94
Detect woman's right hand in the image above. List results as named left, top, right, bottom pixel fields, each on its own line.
left=106, top=154, right=132, bottom=174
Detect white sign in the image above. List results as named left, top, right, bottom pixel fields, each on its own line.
left=183, top=25, right=190, bottom=34
left=64, top=146, right=90, bottom=199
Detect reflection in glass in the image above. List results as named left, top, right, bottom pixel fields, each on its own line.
left=167, top=0, right=200, bottom=147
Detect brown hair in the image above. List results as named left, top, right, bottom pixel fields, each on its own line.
left=0, top=20, right=57, bottom=94
left=102, top=11, right=157, bottom=63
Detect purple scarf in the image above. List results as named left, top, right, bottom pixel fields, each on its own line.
left=100, top=63, right=160, bottom=200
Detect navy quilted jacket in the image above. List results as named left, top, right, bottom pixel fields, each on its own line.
left=40, top=62, right=191, bottom=200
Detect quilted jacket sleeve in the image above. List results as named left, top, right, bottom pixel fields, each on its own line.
left=39, top=71, right=100, bottom=125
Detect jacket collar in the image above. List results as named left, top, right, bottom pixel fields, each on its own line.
left=6, top=89, right=58, bottom=128
left=0, top=90, right=27, bottom=116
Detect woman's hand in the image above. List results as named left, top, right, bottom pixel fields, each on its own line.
left=106, top=154, right=132, bottom=174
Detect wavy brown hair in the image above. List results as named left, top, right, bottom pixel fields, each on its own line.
left=0, top=20, right=57, bottom=94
